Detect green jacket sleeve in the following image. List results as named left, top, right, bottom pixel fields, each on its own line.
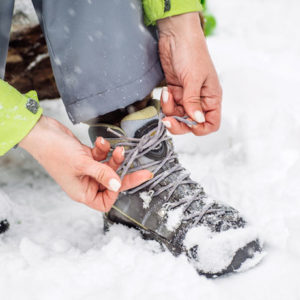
left=0, top=80, right=43, bottom=156
left=142, top=0, right=203, bottom=26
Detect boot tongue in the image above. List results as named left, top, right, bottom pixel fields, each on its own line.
left=120, top=106, right=158, bottom=138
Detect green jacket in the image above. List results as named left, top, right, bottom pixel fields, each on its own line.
left=0, top=0, right=202, bottom=156
left=143, top=0, right=202, bottom=26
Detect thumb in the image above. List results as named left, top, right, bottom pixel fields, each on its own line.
left=83, top=160, right=122, bottom=192
left=182, top=81, right=206, bottom=123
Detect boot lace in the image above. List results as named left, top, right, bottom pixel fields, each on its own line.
left=107, top=114, right=223, bottom=226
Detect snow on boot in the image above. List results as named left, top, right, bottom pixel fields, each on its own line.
left=89, top=106, right=263, bottom=277
left=0, top=190, right=11, bottom=234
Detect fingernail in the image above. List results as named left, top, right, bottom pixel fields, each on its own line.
left=162, top=120, right=171, bottom=128
left=162, top=87, right=169, bottom=103
left=100, top=137, right=105, bottom=145
left=194, top=110, right=205, bottom=123
left=109, top=178, right=121, bottom=192
left=149, top=172, right=154, bottom=179
left=121, top=147, right=125, bottom=157
left=151, top=87, right=163, bottom=100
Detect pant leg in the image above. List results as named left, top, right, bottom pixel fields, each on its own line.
left=33, top=0, right=164, bottom=124
left=0, top=0, right=14, bottom=79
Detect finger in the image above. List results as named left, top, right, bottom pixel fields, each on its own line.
left=161, top=86, right=174, bottom=115
left=120, top=170, right=153, bottom=191
left=77, top=176, right=115, bottom=212
left=85, top=170, right=153, bottom=212
left=92, top=137, right=111, bottom=161
left=190, top=108, right=221, bottom=136
left=200, top=73, right=223, bottom=107
left=83, top=160, right=122, bottom=192
left=161, top=86, right=185, bottom=117
left=162, top=117, right=191, bottom=135
left=87, top=189, right=119, bottom=212
left=168, top=85, right=184, bottom=104
left=106, top=146, right=125, bottom=171
left=200, top=96, right=222, bottom=112
left=101, top=146, right=125, bottom=191
left=182, top=80, right=206, bottom=124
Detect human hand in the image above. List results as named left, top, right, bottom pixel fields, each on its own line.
left=19, top=116, right=152, bottom=212
left=157, top=12, right=222, bottom=136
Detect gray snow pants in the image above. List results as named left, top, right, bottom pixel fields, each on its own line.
left=0, top=0, right=163, bottom=123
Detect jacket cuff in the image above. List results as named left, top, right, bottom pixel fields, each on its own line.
left=0, top=80, right=43, bottom=156
left=143, top=0, right=203, bottom=26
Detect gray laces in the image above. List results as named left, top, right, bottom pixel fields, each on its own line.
left=107, top=114, right=219, bottom=225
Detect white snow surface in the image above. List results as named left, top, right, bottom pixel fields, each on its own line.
left=166, top=206, right=184, bottom=232
left=0, top=190, right=13, bottom=221
left=1, top=0, right=300, bottom=299
left=184, top=226, right=262, bottom=274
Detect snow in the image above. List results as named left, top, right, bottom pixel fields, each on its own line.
left=165, top=206, right=184, bottom=232
left=1, top=0, right=300, bottom=299
left=26, top=53, right=49, bottom=71
left=0, top=190, right=12, bottom=221
left=140, top=190, right=154, bottom=209
left=13, top=0, right=38, bottom=26
left=184, top=226, right=263, bottom=274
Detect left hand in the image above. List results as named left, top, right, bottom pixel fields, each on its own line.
left=157, top=12, right=222, bottom=136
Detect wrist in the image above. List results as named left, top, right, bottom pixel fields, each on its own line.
left=19, top=115, right=48, bottom=157
left=157, top=12, right=204, bottom=38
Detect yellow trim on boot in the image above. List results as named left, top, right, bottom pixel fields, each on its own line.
left=112, top=205, right=148, bottom=231
left=121, top=106, right=158, bottom=122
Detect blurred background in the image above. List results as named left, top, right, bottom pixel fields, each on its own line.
left=5, top=0, right=59, bottom=99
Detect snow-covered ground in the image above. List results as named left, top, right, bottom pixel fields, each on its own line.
left=1, top=0, right=300, bottom=299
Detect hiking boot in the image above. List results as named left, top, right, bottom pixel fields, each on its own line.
left=89, top=106, right=263, bottom=277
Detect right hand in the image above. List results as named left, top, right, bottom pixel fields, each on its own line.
left=157, top=12, right=222, bottom=136
left=19, top=116, right=152, bottom=212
